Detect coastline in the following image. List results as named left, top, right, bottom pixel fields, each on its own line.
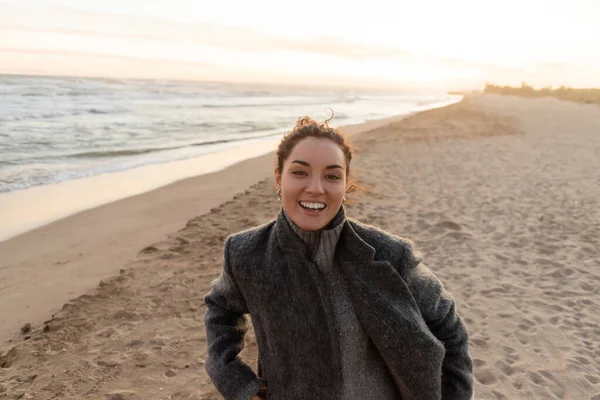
left=0, top=95, right=461, bottom=243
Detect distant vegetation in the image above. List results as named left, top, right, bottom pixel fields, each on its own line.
left=484, top=82, right=600, bottom=105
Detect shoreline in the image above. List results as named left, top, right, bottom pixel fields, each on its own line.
left=0, top=138, right=280, bottom=242
left=0, top=96, right=461, bottom=243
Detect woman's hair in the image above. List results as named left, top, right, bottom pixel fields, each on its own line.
left=275, top=114, right=361, bottom=197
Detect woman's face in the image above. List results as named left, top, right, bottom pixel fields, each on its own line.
left=275, top=137, right=348, bottom=231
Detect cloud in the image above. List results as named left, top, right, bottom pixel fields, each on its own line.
left=0, top=5, right=410, bottom=61
left=8, top=4, right=599, bottom=88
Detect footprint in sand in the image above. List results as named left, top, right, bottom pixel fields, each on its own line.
left=571, top=355, right=591, bottom=366
left=512, top=380, right=524, bottom=390
left=515, top=258, right=529, bottom=266
left=515, top=330, right=530, bottom=345
left=113, top=310, right=139, bottom=321
left=107, top=391, right=137, bottom=400
left=527, top=370, right=567, bottom=399
left=97, top=328, right=116, bottom=338
left=539, top=370, right=567, bottom=399
left=520, top=318, right=536, bottom=327
left=585, top=374, right=599, bottom=384
left=504, top=351, right=520, bottom=365
left=549, top=316, right=561, bottom=325
left=517, top=323, right=534, bottom=331
left=439, top=231, right=474, bottom=241
left=529, top=371, right=545, bottom=385
left=474, top=368, right=498, bottom=385
left=547, top=267, right=576, bottom=279
left=495, top=360, right=521, bottom=376
left=470, top=338, right=488, bottom=348
left=95, top=358, right=119, bottom=368
left=480, top=287, right=507, bottom=296
left=492, top=390, right=508, bottom=400
left=428, top=220, right=465, bottom=235
left=473, top=358, right=487, bottom=368
left=580, top=282, right=595, bottom=292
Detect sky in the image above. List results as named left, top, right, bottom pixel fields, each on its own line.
left=1, top=0, right=599, bottom=90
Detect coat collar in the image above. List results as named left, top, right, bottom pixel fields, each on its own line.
left=337, top=220, right=377, bottom=265
left=274, top=207, right=375, bottom=264
left=274, top=208, right=311, bottom=259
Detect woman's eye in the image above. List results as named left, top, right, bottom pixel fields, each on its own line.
left=327, top=175, right=341, bottom=180
left=292, top=170, right=307, bottom=176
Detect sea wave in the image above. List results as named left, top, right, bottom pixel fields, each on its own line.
left=201, top=97, right=360, bottom=109
left=0, top=108, right=124, bottom=122
left=64, top=132, right=283, bottom=159
left=88, top=108, right=112, bottom=114
left=0, top=75, right=460, bottom=195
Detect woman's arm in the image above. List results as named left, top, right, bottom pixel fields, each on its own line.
left=405, top=261, right=474, bottom=400
left=204, top=236, right=265, bottom=400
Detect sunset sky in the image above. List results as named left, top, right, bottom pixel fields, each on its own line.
left=1, top=0, right=599, bottom=89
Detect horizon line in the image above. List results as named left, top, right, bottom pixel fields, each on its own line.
left=0, top=71, right=462, bottom=93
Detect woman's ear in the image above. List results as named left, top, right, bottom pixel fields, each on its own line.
left=345, top=182, right=354, bottom=194
left=274, top=168, right=281, bottom=189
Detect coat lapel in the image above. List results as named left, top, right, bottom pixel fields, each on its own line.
left=260, top=210, right=341, bottom=397
left=336, top=222, right=445, bottom=400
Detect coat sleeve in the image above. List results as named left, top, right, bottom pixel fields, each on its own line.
left=204, top=236, right=264, bottom=400
left=402, top=246, right=474, bottom=400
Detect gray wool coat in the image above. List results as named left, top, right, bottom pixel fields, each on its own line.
left=204, top=210, right=473, bottom=400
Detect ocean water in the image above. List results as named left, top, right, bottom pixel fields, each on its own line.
left=0, top=75, right=460, bottom=194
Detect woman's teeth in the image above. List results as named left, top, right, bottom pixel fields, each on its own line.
left=299, top=201, right=326, bottom=210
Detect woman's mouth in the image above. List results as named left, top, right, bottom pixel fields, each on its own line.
left=298, top=201, right=326, bottom=213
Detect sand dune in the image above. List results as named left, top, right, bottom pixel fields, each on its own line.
left=1, top=95, right=599, bottom=399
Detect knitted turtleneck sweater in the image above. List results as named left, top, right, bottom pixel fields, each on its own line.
left=283, top=206, right=401, bottom=399
left=283, top=206, right=346, bottom=270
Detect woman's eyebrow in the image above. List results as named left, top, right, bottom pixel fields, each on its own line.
left=291, top=160, right=343, bottom=170
left=291, top=160, right=309, bottom=166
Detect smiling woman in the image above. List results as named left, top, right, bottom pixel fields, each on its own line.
left=203, top=116, right=474, bottom=399
left=274, top=117, right=353, bottom=231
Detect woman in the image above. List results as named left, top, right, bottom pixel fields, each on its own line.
left=204, top=117, right=473, bottom=400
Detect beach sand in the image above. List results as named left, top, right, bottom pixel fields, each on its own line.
left=1, top=95, right=600, bottom=399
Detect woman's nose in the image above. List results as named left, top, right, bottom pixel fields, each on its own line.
left=306, top=177, right=325, bottom=194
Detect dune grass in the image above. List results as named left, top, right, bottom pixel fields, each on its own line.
left=483, top=82, right=600, bottom=105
